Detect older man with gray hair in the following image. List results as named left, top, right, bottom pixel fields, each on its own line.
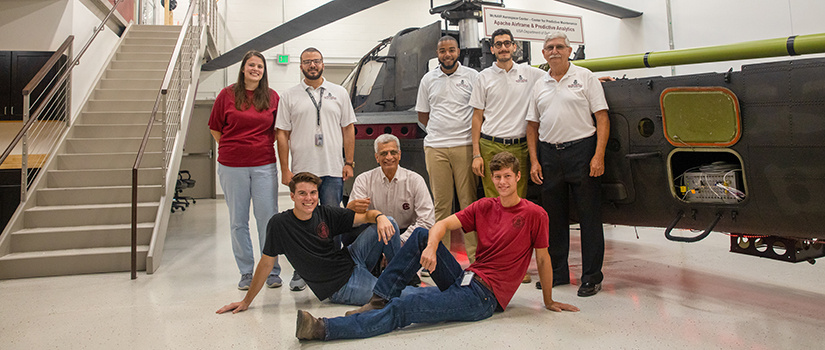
left=526, top=32, right=610, bottom=297
left=347, top=134, right=435, bottom=244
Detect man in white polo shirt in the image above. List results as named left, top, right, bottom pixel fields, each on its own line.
left=276, top=47, right=357, bottom=291
left=526, top=32, right=610, bottom=297
left=469, top=28, right=545, bottom=200
left=415, top=35, right=479, bottom=262
left=469, top=28, right=545, bottom=283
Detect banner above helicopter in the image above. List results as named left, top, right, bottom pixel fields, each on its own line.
left=482, top=6, right=584, bottom=44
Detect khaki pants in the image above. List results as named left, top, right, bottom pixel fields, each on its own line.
left=478, top=138, right=529, bottom=198
left=425, top=145, right=478, bottom=262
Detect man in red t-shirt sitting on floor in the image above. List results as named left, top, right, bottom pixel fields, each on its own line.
left=295, top=151, right=579, bottom=341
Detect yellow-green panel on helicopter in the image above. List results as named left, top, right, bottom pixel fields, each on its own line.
left=660, top=87, right=741, bottom=147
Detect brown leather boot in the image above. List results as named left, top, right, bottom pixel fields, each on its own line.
left=295, top=310, right=325, bottom=340
left=345, top=294, right=389, bottom=316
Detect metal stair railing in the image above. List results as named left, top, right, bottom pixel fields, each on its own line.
left=0, top=0, right=125, bottom=203
left=131, top=0, right=215, bottom=279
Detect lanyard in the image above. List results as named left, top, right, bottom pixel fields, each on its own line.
left=305, top=87, right=325, bottom=126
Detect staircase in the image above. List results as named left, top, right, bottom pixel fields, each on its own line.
left=0, top=25, right=183, bottom=279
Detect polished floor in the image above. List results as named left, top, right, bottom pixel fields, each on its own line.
left=1, top=197, right=824, bottom=349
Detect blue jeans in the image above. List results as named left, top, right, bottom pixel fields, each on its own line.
left=319, top=176, right=343, bottom=207
left=217, top=163, right=280, bottom=276
left=325, top=228, right=498, bottom=340
left=329, top=217, right=401, bottom=306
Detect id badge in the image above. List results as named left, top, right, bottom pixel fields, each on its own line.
left=314, top=133, right=324, bottom=146
left=461, top=270, right=475, bottom=286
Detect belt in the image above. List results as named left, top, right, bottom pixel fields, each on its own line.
left=481, top=133, right=527, bottom=145
left=544, top=136, right=588, bottom=150
left=472, top=273, right=493, bottom=293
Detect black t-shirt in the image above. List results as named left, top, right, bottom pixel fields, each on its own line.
left=263, top=205, right=356, bottom=301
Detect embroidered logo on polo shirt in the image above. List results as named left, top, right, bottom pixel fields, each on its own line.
left=512, top=215, right=525, bottom=229
left=515, top=75, right=528, bottom=83
left=456, top=79, right=471, bottom=90
left=568, top=80, right=582, bottom=89
left=402, top=203, right=410, bottom=210
left=323, top=92, right=337, bottom=100
left=316, top=222, right=330, bottom=239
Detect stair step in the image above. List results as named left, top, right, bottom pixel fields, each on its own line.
left=130, top=25, right=182, bottom=33
left=36, top=185, right=163, bottom=205
left=94, top=88, right=160, bottom=100
left=47, top=168, right=163, bottom=187
left=124, top=37, right=178, bottom=46
left=99, top=78, right=162, bottom=90
left=106, top=69, right=165, bottom=80
left=24, top=202, right=159, bottom=228
left=64, top=137, right=162, bottom=153
left=78, top=111, right=160, bottom=124
left=55, top=152, right=163, bottom=170
left=110, top=59, right=169, bottom=70
left=11, top=223, right=154, bottom=252
left=0, top=246, right=148, bottom=279
left=85, top=99, right=157, bottom=111
left=120, top=44, right=177, bottom=53
left=114, top=51, right=173, bottom=62
left=70, top=124, right=162, bottom=138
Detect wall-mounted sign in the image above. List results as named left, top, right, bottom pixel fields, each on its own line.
left=482, top=6, right=584, bottom=44
left=277, top=54, right=289, bottom=65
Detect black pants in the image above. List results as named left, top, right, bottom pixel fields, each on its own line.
left=538, top=135, right=604, bottom=284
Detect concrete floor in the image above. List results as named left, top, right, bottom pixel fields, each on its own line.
left=1, top=197, right=824, bottom=349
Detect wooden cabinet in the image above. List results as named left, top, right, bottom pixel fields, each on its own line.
left=1, top=51, right=66, bottom=121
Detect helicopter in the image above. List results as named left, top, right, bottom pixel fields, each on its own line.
left=201, top=0, right=825, bottom=264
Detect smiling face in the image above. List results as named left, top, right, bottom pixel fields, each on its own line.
left=290, top=181, right=319, bottom=219
left=374, top=141, right=400, bottom=174
left=242, top=55, right=265, bottom=87
left=300, top=51, right=324, bottom=81
left=491, top=167, right=520, bottom=199
left=491, top=32, right=516, bottom=64
left=437, top=39, right=459, bottom=71
left=542, top=37, right=573, bottom=66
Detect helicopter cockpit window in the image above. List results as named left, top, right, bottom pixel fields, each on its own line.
left=660, top=87, right=741, bottom=147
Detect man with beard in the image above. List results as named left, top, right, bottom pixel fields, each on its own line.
left=414, top=35, right=479, bottom=262
left=469, top=28, right=545, bottom=284
left=276, top=47, right=357, bottom=290
left=526, top=32, right=610, bottom=296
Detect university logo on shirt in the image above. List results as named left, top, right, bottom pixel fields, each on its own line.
left=456, top=79, right=471, bottom=90
left=512, top=215, right=525, bottom=229
left=323, top=92, right=337, bottom=101
left=402, top=202, right=410, bottom=210
left=568, top=80, right=583, bottom=89
left=316, top=222, right=330, bottom=239
left=515, top=74, right=528, bottom=83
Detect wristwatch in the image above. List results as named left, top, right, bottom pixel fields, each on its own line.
left=345, top=161, right=355, bottom=167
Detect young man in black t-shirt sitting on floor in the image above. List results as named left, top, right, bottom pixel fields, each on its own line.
left=217, top=172, right=401, bottom=314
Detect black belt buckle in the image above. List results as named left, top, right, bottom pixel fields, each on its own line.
left=554, top=142, right=569, bottom=150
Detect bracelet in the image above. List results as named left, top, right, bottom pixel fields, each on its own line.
left=375, top=213, right=385, bottom=220
left=473, top=154, right=482, bottom=159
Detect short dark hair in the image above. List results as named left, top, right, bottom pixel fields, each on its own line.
left=489, top=151, right=519, bottom=174
left=300, top=47, right=324, bottom=61
left=491, top=28, right=514, bottom=43
left=438, top=35, right=458, bottom=45
left=289, top=172, right=321, bottom=193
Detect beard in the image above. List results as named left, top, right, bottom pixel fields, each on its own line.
left=438, top=58, right=457, bottom=70
left=302, top=67, right=323, bottom=80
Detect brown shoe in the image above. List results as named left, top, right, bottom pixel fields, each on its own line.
left=522, top=274, right=532, bottom=284
left=295, top=310, right=325, bottom=340
left=345, top=294, right=389, bottom=316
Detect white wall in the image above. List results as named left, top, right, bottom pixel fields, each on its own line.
left=0, top=0, right=120, bottom=121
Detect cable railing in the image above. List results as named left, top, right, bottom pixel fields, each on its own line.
left=131, top=0, right=215, bottom=279
left=0, top=0, right=126, bottom=202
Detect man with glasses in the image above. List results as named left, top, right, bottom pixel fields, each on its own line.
left=346, top=133, right=435, bottom=246
left=276, top=47, right=357, bottom=291
left=415, top=35, right=480, bottom=262
left=469, top=28, right=545, bottom=284
left=526, top=32, right=610, bottom=297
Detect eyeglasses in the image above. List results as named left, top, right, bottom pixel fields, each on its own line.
left=544, top=44, right=569, bottom=51
left=301, top=59, right=323, bottom=65
left=378, top=150, right=400, bottom=157
left=492, top=40, right=514, bottom=49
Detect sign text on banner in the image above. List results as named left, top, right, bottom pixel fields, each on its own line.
left=482, top=6, right=584, bottom=44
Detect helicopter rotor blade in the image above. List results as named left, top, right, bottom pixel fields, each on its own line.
left=201, top=0, right=390, bottom=71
